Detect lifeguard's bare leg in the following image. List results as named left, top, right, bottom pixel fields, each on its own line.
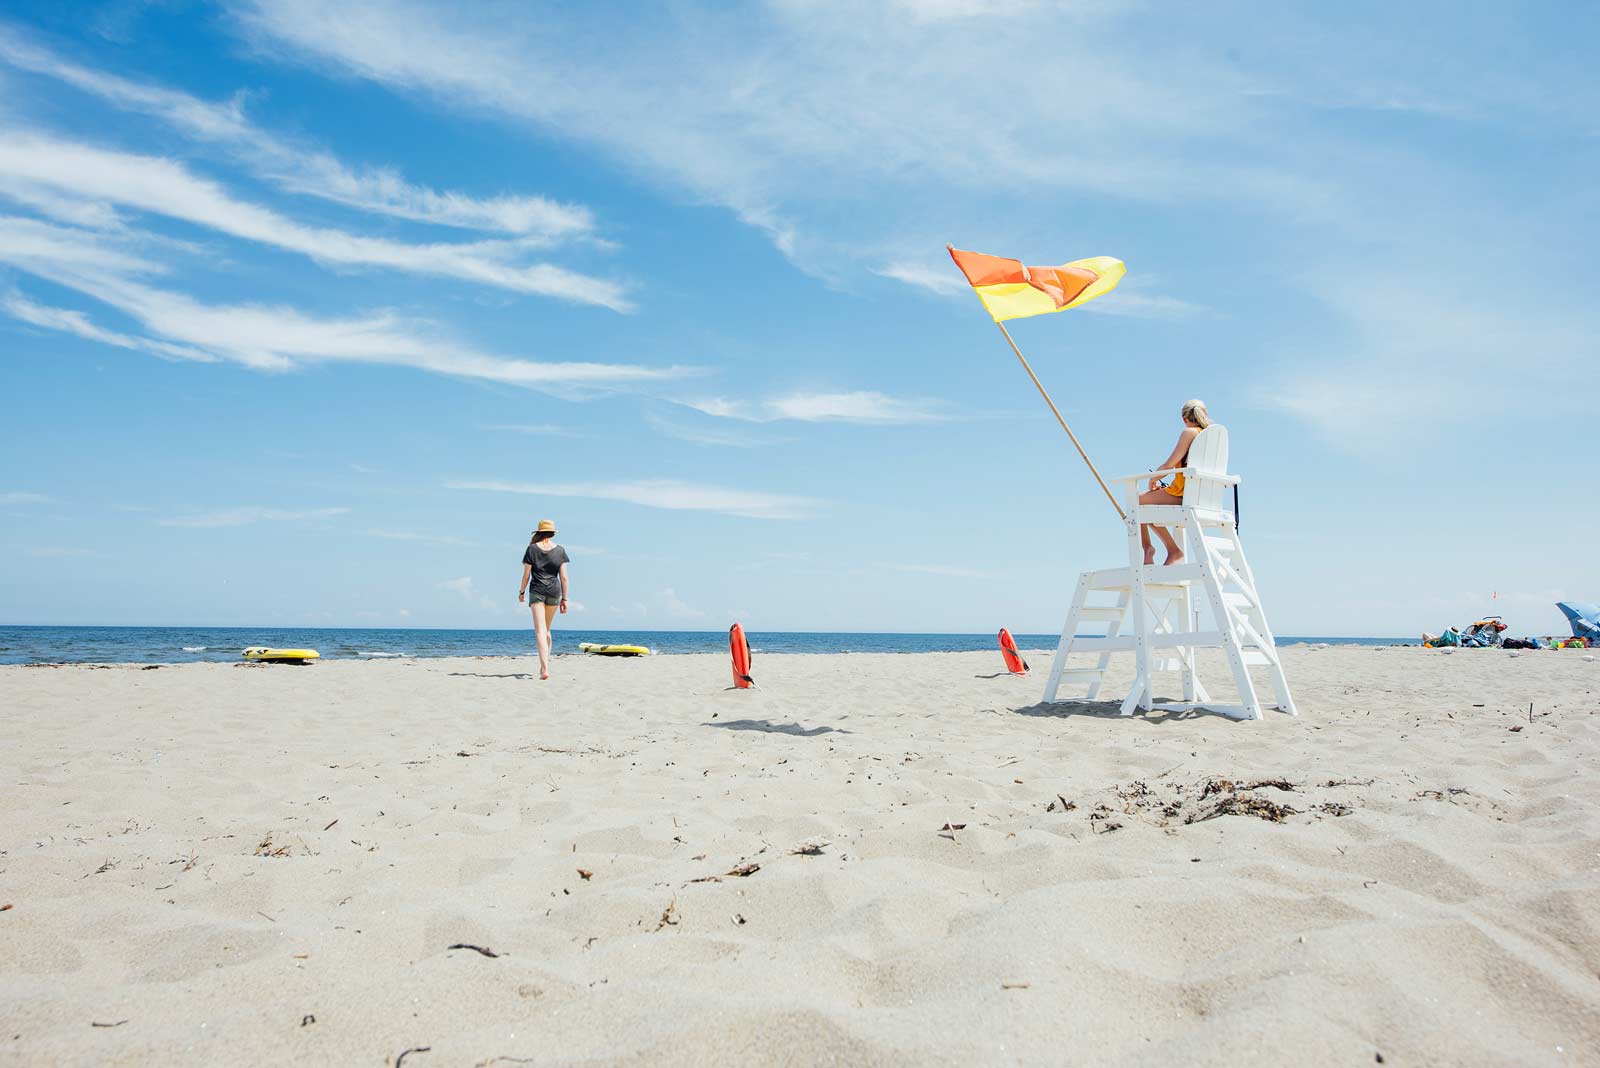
left=1137, top=488, right=1183, bottom=566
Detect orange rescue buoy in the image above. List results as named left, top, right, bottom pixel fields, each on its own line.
left=729, top=623, right=754, bottom=688
left=998, top=628, right=1029, bottom=676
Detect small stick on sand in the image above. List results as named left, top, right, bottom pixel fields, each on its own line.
left=447, top=943, right=499, bottom=958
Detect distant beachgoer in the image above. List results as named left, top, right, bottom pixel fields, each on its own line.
left=1139, top=399, right=1209, bottom=567
left=518, top=520, right=570, bottom=680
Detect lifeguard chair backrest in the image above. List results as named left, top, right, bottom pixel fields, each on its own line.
left=1182, top=425, right=1230, bottom=512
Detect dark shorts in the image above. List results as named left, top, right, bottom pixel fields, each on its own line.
left=530, top=589, right=562, bottom=606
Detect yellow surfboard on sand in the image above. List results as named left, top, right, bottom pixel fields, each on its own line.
left=578, top=643, right=651, bottom=657
left=242, top=647, right=320, bottom=663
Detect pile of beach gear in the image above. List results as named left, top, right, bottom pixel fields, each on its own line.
left=1422, top=613, right=1598, bottom=650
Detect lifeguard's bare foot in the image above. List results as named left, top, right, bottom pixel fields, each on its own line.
left=1163, top=550, right=1185, bottom=566
left=1143, top=548, right=1157, bottom=565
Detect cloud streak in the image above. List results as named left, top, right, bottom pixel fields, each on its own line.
left=447, top=478, right=820, bottom=520
left=367, top=528, right=476, bottom=546
left=0, top=130, right=628, bottom=308
left=229, top=0, right=1349, bottom=272
left=0, top=24, right=596, bottom=241
left=1252, top=269, right=1593, bottom=448
left=437, top=574, right=498, bottom=611
left=4, top=289, right=215, bottom=362
left=0, top=218, right=682, bottom=387
left=681, top=391, right=946, bottom=424
left=159, top=506, right=351, bottom=528
left=874, top=261, right=967, bottom=295
left=481, top=423, right=577, bottom=436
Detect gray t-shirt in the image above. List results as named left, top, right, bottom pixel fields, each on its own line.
left=522, top=543, right=569, bottom=596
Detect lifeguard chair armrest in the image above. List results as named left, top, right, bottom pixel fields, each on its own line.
left=1108, top=468, right=1240, bottom=485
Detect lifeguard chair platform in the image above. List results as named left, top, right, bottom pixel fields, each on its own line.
left=1040, top=425, right=1296, bottom=721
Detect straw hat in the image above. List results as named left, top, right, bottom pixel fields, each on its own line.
left=533, top=519, right=558, bottom=535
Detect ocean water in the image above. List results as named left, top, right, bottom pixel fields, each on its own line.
left=0, top=625, right=1408, bottom=665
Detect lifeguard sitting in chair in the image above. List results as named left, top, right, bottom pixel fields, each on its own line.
left=1043, top=412, right=1297, bottom=720
left=1137, top=399, right=1211, bottom=566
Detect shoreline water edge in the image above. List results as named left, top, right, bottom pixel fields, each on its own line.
left=0, top=625, right=1418, bottom=665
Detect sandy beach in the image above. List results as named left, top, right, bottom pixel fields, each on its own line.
left=3, top=647, right=1598, bottom=1066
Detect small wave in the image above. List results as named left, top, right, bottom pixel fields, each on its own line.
left=358, top=651, right=406, bottom=657
left=182, top=646, right=208, bottom=652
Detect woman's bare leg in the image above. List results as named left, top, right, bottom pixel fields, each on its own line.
left=1137, top=489, right=1183, bottom=565
left=542, top=604, right=560, bottom=677
left=531, top=604, right=552, bottom=679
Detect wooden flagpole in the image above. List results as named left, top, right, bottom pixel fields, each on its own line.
left=995, top=321, right=1125, bottom=521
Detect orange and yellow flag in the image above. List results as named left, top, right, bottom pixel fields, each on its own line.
left=947, top=246, right=1125, bottom=322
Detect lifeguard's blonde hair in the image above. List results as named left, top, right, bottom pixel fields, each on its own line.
left=1180, top=399, right=1211, bottom=428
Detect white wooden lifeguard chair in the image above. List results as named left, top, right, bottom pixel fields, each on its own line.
left=1041, top=425, right=1296, bottom=720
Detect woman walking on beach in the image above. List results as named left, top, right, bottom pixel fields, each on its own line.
left=518, top=520, right=569, bottom=680
left=1139, top=399, right=1210, bottom=566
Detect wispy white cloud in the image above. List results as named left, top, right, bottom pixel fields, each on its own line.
left=767, top=391, right=944, bottom=423
left=437, top=574, right=498, bottom=611
left=481, top=423, right=577, bottom=436
left=1253, top=271, right=1591, bottom=448
left=0, top=218, right=682, bottom=387
left=884, top=0, right=1059, bottom=20
left=159, top=505, right=350, bottom=528
left=447, top=478, right=820, bottom=520
left=874, top=261, right=967, bottom=295
left=655, top=587, right=705, bottom=619
left=229, top=0, right=1338, bottom=273
left=0, top=131, right=627, bottom=308
left=0, top=175, right=124, bottom=228
left=367, top=528, right=475, bottom=546
left=27, top=546, right=94, bottom=557
left=681, top=390, right=946, bottom=424
left=0, top=491, right=50, bottom=505
left=1080, top=291, right=1207, bottom=320
left=4, top=289, right=215, bottom=362
left=231, top=0, right=1600, bottom=367
left=0, top=24, right=597, bottom=241
left=0, top=214, right=156, bottom=275
left=281, top=162, right=595, bottom=241
left=643, top=410, right=775, bottom=448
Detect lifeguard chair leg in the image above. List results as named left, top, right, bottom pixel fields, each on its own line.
left=1219, top=524, right=1297, bottom=716
left=1043, top=573, right=1092, bottom=704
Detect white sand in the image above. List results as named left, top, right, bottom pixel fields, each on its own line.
left=3, top=647, right=1598, bottom=1066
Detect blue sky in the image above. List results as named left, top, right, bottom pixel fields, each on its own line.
left=1, top=0, right=1594, bottom=636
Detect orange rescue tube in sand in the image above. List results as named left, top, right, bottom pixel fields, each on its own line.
left=729, top=623, right=754, bottom=688
left=998, top=628, right=1029, bottom=676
